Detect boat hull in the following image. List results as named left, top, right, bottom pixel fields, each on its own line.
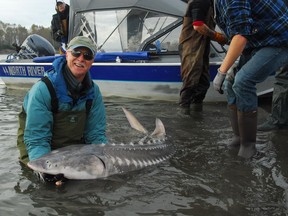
left=0, top=61, right=273, bottom=102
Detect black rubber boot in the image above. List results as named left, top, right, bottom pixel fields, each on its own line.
left=257, top=118, right=280, bottom=131
left=228, top=105, right=240, bottom=148
left=258, top=65, right=288, bottom=131
left=191, top=102, right=203, bottom=112
left=237, top=110, right=257, bottom=159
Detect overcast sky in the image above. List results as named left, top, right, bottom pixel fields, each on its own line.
left=0, top=0, right=70, bottom=29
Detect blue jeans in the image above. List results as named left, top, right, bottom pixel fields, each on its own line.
left=224, top=47, right=288, bottom=112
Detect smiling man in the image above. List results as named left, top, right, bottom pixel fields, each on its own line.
left=17, top=36, right=107, bottom=180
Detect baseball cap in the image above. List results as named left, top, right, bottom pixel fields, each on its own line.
left=56, top=0, right=65, bottom=5
left=67, top=36, right=97, bottom=55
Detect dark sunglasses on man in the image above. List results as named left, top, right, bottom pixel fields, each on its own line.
left=68, top=49, right=94, bottom=61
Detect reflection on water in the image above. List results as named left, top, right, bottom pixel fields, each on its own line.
left=0, top=88, right=288, bottom=215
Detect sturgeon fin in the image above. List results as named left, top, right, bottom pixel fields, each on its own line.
left=122, top=107, right=148, bottom=134
left=151, top=118, right=166, bottom=138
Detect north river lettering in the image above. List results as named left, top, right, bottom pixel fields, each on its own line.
left=1, top=65, right=46, bottom=77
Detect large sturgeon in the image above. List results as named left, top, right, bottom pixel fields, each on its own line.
left=27, top=108, right=174, bottom=180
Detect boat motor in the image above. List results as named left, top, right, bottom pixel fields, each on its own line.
left=17, top=34, right=55, bottom=59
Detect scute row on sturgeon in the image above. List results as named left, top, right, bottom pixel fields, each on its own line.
left=27, top=107, right=175, bottom=180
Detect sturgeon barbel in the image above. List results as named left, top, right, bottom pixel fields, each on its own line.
left=27, top=108, right=174, bottom=180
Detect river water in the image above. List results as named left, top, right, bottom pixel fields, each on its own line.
left=0, top=86, right=288, bottom=216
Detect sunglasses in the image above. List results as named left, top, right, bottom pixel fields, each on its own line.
left=68, top=50, right=94, bottom=61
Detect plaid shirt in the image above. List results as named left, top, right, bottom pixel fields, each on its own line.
left=215, top=0, right=288, bottom=49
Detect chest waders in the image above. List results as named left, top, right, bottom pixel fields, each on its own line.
left=178, top=6, right=215, bottom=108
left=17, top=77, right=92, bottom=165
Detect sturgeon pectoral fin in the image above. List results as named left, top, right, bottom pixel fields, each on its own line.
left=151, top=118, right=166, bottom=138
left=122, top=107, right=148, bottom=134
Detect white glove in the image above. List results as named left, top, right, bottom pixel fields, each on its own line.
left=226, top=64, right=238, bottom=82
left=213, top=69, right=226, bottom=94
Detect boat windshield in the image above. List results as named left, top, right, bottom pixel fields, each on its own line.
left=76, top=8, right=181, bottom=53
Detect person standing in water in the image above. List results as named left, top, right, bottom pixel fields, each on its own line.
left=178, top=0, right=227, bottom=114
left=213, top=0, right=288, bottom=158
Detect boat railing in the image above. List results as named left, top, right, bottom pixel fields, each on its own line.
left=5, top=51, right=37, bottom=63
left=33, top=51, right=153, bottom=63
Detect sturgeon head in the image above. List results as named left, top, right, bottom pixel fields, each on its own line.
left=27, top=144, right=108, bottom=179
left=27, top=108, right=174, bottom=180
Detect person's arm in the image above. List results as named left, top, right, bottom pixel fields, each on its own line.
left=23, top=82, right=54, bottom=161
left=213, top=34, right=247, bottom=93
left=218, top=34, right=247, bottom=73
left=193, top=24, right=228, bottom=45
left=84, top=84, right=107, bottom=144
left=189, top=0, right=228, bottom=45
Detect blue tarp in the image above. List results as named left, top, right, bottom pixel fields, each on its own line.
left=33, top=52, right=150, bottom=63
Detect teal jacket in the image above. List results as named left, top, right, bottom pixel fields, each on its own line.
left=23, top=56, right=107, bottom=161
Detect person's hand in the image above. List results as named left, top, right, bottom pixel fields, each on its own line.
left=56, top=30, right=63, bottom=36
left=214, top=32, right=228, bottom=45
left=213, top=69, right=226, bottom=94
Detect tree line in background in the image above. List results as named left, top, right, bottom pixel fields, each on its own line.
left=0, top=21, right=57, bottom=53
